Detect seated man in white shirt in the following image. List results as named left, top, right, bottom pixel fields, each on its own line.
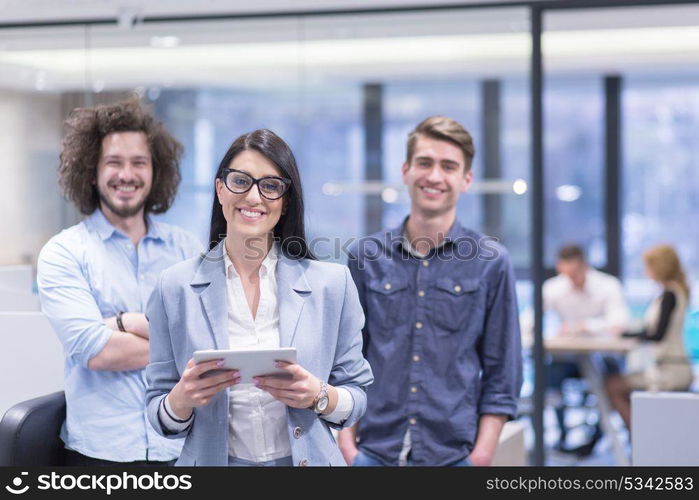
left=543, top=244, right=630, bottom=454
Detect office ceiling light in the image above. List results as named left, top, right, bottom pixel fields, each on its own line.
left=381, top=187, right=399, bottom=204
left=512, top=179, right=528, bottom=195
left=322, top=183, right=343, bottom=196
left=543, top=26, right=699, bottom=57
left=0, top=24, right=698, bottom=90
left=556, top=185, right=582, bottom=202
left=0, top=32, right=530, bottom=86
left=150, top=36, right=180, bottom=48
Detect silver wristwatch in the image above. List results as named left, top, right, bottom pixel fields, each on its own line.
left=311, top=381, right=329, bottom=414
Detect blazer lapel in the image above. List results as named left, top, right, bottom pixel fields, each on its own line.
left=191, top=240, right=229, bottom=350
left=277, top=255, right=312, bottom=348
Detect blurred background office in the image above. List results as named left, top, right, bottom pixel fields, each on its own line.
left=1, top=0, right=698, bottom=465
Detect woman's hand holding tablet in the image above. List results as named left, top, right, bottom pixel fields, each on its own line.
left=253, top=360, right=324, bottom=410
left=167, top=358, right=240, bottom=420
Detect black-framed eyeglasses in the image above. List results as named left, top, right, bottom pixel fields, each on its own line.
left=220, top=168, right=291, bottom=200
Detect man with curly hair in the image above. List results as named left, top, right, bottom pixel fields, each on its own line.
left=37, top=98, right=202, bottom=466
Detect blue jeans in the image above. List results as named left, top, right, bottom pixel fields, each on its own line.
left=227, top=456, right=293, bottom=467
left=352, top=450, right=472, bottom=467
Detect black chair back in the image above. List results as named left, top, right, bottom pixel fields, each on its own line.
left=0, top=391, right=66, bottom=466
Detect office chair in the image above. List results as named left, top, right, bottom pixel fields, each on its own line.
left=554, top=378, right=602, bottom=456
left=0, top=391, right=66, bottom=466
left=547, top=359, right=602, bottom=456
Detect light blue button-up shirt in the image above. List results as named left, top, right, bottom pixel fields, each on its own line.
left=37, top=209, right=202, bottom=462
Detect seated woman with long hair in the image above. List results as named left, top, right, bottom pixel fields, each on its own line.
left=145, top=129, right=373, bottom=466
left=606, top=244, right=693, bottom=428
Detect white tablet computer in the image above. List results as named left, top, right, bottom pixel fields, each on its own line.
left=192, top=347, right=297, bottom=384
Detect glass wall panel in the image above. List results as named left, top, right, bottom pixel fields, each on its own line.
left=0, top=2, right=532, bottom=460
left=383, top=81, right=482, bottom=231
left=502, top=78, right=531, bottom=270
left=543, top=78, right=605, bottom=268
left=543, top=3, right=699, bottom=464
left=0, top=9, right=530, bottom=267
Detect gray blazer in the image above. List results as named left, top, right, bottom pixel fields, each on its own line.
left=145, top=241, right=373, bottom=466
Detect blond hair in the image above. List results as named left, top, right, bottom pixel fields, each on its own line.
left=643, top=244, right=690, bottom=299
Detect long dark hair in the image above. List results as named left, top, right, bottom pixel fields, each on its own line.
left=208, top=129, right=314, bottom=260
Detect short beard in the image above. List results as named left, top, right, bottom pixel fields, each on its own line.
left=98, top=191, right=147, bottom=218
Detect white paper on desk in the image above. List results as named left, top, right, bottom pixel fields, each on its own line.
left=626, top=343, right=655, bottom=374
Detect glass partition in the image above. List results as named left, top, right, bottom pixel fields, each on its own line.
left=542, top=3, right=699, bottom=464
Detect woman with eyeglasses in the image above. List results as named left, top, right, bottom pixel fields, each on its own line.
left=145, top=129, right=373, bottom=466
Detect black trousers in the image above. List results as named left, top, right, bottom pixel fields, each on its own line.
left=64, top=448, right=175, bottom=467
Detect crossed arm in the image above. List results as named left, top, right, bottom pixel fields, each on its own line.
left=37, top=238, right=153, bottom=373
left=88, top=313, right=151, bottom=371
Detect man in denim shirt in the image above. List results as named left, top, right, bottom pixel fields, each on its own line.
left=338, top=116, right=522, bottom=466
left=37, top=99, right=201, bottom=465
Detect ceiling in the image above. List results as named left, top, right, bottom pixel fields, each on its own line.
left=0, top=1, right=698, bottom=92
left=0, top=0, right=546, bottom=24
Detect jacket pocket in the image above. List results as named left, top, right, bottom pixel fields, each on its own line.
left=430, top=277, right=482, bottom=334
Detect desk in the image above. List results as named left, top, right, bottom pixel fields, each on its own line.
left=545, top=335, right=637, bottom=465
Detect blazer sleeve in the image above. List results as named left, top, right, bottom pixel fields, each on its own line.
left=145, top=270, right=191, bottom=439
left=325, top=266, right=374, bottom=430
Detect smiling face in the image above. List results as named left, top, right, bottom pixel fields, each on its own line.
left=216, top=149, right=286, bottom=243
left=96, top=131, right=153, bottom=220
left=402, top=134, right=472, bottom=218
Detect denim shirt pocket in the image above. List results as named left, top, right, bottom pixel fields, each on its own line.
left=430, top=277, right=482, bottom=334
left=366, top=276, right=411, bottom=331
